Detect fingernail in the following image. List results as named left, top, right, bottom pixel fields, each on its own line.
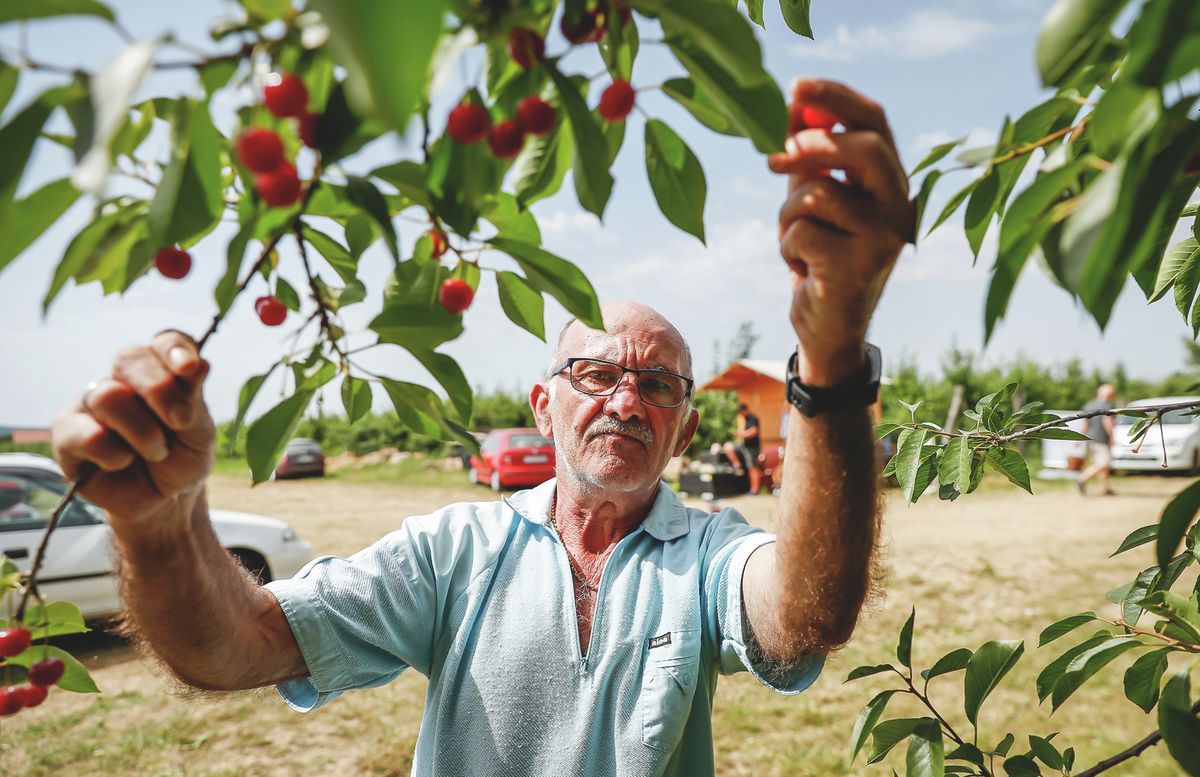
left=169, top=346, right=195, bottom=371
left=148, top=441, right=169, bottom=462
left=785, top=137, right=799, bottom=154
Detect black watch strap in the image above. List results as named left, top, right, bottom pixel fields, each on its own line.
left=786, top=343, right=882, bottom=417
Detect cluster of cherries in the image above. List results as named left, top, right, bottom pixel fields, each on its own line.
left=0, top=626, right=66, bottom=716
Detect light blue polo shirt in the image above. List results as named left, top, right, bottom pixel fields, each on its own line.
left=265, top=478, right=823, bottom=776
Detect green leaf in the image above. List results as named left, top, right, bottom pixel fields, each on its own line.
left=380, top=377, right=473, bottom=446
left=1002, top=754, right=1040, bottom=776
left=148, top=100, right=223, bottom=247
left=894, top=428, right=929, bottom=502
left=964, top=639, right=1024, bottom=725
left=906, top=718, right=945, bottom=777
left=489, top=237, right=603, bottom=329
left=846, top=664, right=897, bottom=682
left=226, top=373, right=279, bottom=454
left=310, top=0, right=444, bottom=131
left=642, top=0, right=772, bottom=88
left=341, top=376, right=373, bottom=424
left=1140, top=591, right=1200, bottom=644
left=1153, top=238, right=1200, bottom=303
left=21, top=601, right=89, bottom=639
left=0, top=85, right=77, bottom=210
left=0, top=178, right=79, bottom=274
left=370, top=160, right=431, bottom=209
left=937, top=437, right=974, bottom=496
left=1050, top=635, right=1141, bottom=711
left=867, top=718, right=924, bottom=763
left=644, top=119, right=707, bottom=243
left=496, top=271, right=546, bottom=341
left=1028, top=735, right=1063, bottom=770
left=544, top=61, right=613, bottom=219
left=1124, top=647, right=1170, bottom=713
left=215, top=219, right=256, bottom=317
left=1174, top=241, right=1200, bottom=319
left=240, top=0, right=291, bottom=22
left=926, top=179, right=978, bottom=236
left=0, top=0, right=114, bottom=24
left=992, top=733, right=1017, bottom=757
left=911, top=137, right=965, bottom=178
left=743, top=0, right=763, bottom=26
left=247, top=391, right=315, bottom=484
left=483, top=192, right=542, bottom=245
left=4, top=644, right=99, bottom=693
left=1112, top=523, right=1158, bottom=557
left=666, top=37, right=787, bottom=155
left=301, top=225, right=364, bottom=295
left=912, top=170, right=943, bottom=240
left=1157, top=479, right=1200, bottom=573
left=984, top=448, right=1032, bottom=493
left=661, top=77, right=744, bottom=137
left=512, top=101, right=575, bottom=207
left=345, top=175, right=398, bottom=260
left=1038, top=612, right=1097, bottom=647
left=1158, top=670, right=1200, bottom=775
left=408, top=349, right=473, bottom=421
left=370, top=259, right=463, bottom=350
left=778, top=0, right=813, bottom=37
left=275, top=276, right=301, bottom=311
left=851, top=690, right=898, bottom=764
left=0, top=61, right=17, bottom=116
left=425, top=126, right=503, bottom=236
left=922, top=648, right=974, bottom=682
left=1035, top=0, right=1124, bottom=87
left=897, top=608, right=916, bottom=669
left=1025, top=427, right=1089, bottom=441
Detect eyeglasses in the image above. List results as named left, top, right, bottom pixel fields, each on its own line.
left=549, top=357, right=694, bottom=408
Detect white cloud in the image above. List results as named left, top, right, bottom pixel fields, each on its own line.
left=893, top=221, right=993, bottom=281
left=538, top=209, right=613, bottom=242
left=909, top=126, right=1000, bottom=169
left=791, top=9, right=1013, bottom=63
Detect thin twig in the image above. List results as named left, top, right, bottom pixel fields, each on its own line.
left=1074, top=700, right=1200, bottom=776
left=292, top=220, right=348, bottom=365
left=1108, top=619, right=1200, bottom=653
left=990, top=399, right=1200, bottom=445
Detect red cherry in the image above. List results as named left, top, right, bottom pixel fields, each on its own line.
left=488, top=119, right=526, bottom=159
left=516, top=96, right=556, bottom=136
left=299, top=112, right=321, bottom=150
left=561, top=9, right=605, bottom=44
left=509, top=27, right=544, bottom=69
left=0, top=627, right=32, bottom=658
left=598, top=80, right=635, bottom=122
left=439, top=279, right=474, bottom=314
left=13, top=684, right=47, bottom=708
left=236, top=127, right=286, bottom=173
left=255, top=296, right=288, bottom=327
left=263, top=73, right=309, bottom=118
left=0, top=687, right=22, bottom=716
left=614, top=1, right=632, bottom=26
left=447, top=103, right=491, bottom=144
left=154, top=247, right=191, bottom=280
left=800, top=106, right=838, bottom=131
left=29, top=657, right=65, bottom=687
left=255, top=163, right=302, bottom=208
left=427, top=229, right=448, bottom=258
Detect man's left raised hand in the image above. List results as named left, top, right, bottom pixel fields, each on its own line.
left=768, top=78, right=914, bottom=387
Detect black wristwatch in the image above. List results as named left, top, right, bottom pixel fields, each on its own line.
left=785, top=343, right=882, bottom=417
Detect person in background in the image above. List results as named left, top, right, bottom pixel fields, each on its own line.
left=723, top=403, right=763, bottom=494
left=1078, top=383, right=1117, bottom=496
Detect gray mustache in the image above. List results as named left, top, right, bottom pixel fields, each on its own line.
left=588, top=416, right=655, bottom=446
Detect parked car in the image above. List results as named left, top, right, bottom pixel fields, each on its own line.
left=468, top=428, right=555, bottom=491
left=274, top=438, right=325, bottom=479
left=0, top=453, right=315, bottom=620
left=1111, top=396, right=1200, bottom=473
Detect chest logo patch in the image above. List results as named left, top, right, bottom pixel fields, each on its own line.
left=648, top=632, right=672, bottom=650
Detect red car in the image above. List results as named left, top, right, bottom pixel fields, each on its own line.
left=468, top=428, right=555, bottom=491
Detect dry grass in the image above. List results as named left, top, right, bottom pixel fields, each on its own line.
left=0, top=470, right=1191, bottom=776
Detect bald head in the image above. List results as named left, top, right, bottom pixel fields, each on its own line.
left=548, top=302, right=694, bottom=378
left=1098, top=383, right=1116, bottom=401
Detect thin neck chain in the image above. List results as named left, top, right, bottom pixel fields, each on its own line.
left=550, top=499, right=598, bottom=593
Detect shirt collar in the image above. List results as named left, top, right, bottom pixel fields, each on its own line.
left=504, top=478, right=691, bottom=542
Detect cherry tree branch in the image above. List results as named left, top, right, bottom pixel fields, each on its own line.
left=989, top=399, right=1200, bottom=445
left=1074, top=700, right=1200, bottom=777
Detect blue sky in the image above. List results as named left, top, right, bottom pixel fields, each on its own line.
left=0, top=0, right=1189, bottom=427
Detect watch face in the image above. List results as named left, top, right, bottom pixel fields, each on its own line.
left=785, top=344, right=882, bottom=417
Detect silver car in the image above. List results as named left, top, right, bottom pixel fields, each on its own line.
left=0, top=453, right=314, bottom=620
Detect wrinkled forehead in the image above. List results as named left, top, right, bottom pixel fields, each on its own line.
left=560, top=318, right=691, bottom=375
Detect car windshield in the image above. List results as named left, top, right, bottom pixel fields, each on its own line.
left=0, top=470, right=106, bottom=531
left=1116, top=408, right=1196, bottom=426
left=508, top=433, right=550, bottom=449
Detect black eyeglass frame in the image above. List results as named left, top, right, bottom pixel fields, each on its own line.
left=548, top=357, right=695, bottom=408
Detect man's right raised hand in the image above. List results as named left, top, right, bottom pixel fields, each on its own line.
left=51, top=330, right=215, bottom=523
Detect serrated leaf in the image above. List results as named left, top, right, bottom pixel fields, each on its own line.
left=1050, top=636, right=1142, bottom=711
left=21, top=601, right=89, bottom=639
left=1124, top=647, right=1170, bottom=713
left=489, top=237, right=603, bottom=329
left=937, top=437, right=974, bottom=496
left=778, top=0, right=813, bottom=38
left=894, top=428, right=929, bottom=502
left=984, top=447, right=1032, bottom=493
left=341, top=375, right=373, bottom=424
left=964, top=639, right=1024, bottom=725
left=906, top=718, right=944, bottom=777
left=1140, top=591, right=1200, bottom=644
left=496, top=270, right=546, bottom=341
left=1157, top=478, right=1200, bottom=573
left=370, top=258, right=462, bottom=349
left=851, top=690, right=897, bottom=764
left=247, top=391, right=314, bottom=484
left=1038, top=612, right=1098, bottom=647
left=644, top=119, right=706, bottom=243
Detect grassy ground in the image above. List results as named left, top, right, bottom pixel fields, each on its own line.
left=0, top=466, right=1193, bottom=776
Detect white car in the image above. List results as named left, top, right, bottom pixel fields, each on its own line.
left=1111, top=396, right=1200, bottom=473
left=0, top=453, right=314, bottom=620
left=1038, top=410, right=1088, bottom=478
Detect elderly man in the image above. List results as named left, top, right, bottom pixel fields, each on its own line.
left=50, top=78, right=910, bottom=775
